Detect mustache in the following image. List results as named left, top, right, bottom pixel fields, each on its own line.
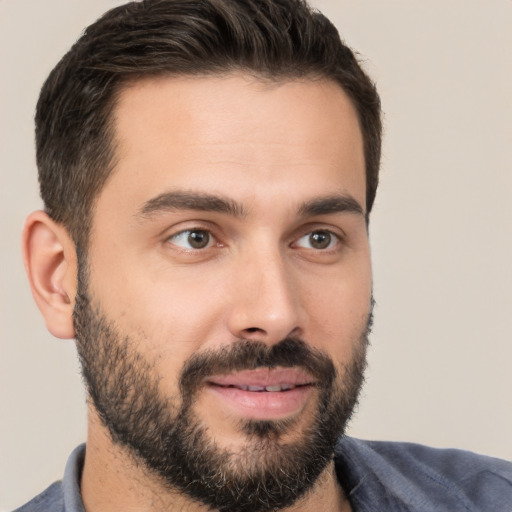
left=179, top=338, right=337, bottom=398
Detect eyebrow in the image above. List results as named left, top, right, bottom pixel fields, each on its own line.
left=298, top=194, right=365, bottom=218
left=137, top=191, right=246, bottom=218
left=137, top=190, right=365, bottom=221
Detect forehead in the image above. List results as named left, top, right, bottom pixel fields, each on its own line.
left=98, top=74, right=365, bottom=218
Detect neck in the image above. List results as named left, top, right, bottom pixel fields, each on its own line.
left=81, top=406, right=351, bottom=512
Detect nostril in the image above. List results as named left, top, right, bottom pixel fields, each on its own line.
left=245, top=327, right=262, bottom=333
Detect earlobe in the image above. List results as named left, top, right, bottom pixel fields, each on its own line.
left=22, top=211, right=77, bottom=339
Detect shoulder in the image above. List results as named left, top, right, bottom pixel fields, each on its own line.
left=335, top=437, right=512, bottom=511
left=12, top=481, right=64, bottom=512
left=12, top=444, right=85, bottom=512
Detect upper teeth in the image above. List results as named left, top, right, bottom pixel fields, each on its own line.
left=237, top=384, right=296, bottom=392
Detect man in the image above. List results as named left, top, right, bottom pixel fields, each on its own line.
left=15, top=0, right=512, bottom=511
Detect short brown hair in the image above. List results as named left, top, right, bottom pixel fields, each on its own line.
left=36, top=0, right=382, bottom=249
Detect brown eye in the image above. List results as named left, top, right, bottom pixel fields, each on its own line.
left=295, top=230, right=339, bottom=250
left=168, top=229, right=213, bottom=249
left=309, top=231, right=331, bottom=249
left=188, top=230, right=210, bottom=249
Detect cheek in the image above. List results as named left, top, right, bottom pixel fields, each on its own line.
left=299, top=254, right=372, bottom=356
left=88, top=253, right=231, bottom=359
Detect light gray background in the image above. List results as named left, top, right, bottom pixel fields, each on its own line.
left=1, top=1, right=511, bottom=510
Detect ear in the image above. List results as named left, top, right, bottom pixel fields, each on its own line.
left=22, top=211, right=78, bottom=339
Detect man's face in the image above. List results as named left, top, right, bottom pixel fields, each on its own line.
left=76, top=74, right=372, bottom=510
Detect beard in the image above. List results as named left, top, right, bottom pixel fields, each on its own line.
left=73, top=265, right=370, bottom=512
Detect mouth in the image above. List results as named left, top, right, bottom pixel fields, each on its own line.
left=207, top=367, right=315, bottom=387
left=210, top=382, right=309, bottom=392
left=204, top=367, right=316, bottom=420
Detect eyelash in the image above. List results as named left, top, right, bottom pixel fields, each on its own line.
left=165, top=227, right=343, bottom=253
left=166, top=228, right=219, bottom=251
left=293, top=230, right=341, bottom=251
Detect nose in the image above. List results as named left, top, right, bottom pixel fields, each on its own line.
left=226, top=246, right=304, bottom=344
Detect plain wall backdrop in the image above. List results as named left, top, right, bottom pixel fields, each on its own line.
left=1, top=0, right=511, bottom=510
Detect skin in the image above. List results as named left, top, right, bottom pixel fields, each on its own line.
left=23, top=74, right=371, bottom=511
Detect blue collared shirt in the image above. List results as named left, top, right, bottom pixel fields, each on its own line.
left=14, top=437, right=512, bottom=511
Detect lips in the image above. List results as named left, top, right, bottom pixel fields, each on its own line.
left=206, top=367, right=315, bottom=391
left=204, top=367, right=316, bottom=419
left=219, top=383, right=299, bottom=392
